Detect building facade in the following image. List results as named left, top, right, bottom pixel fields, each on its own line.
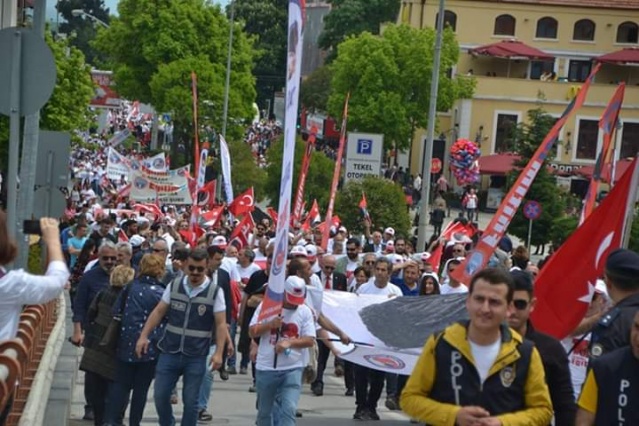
left=401, top=0, right=639, bottom=194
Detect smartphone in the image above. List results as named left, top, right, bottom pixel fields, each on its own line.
left=23, top=220, right=42, bottom=235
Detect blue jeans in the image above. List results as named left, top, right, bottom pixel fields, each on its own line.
left=255, top=368, right=303, bottom=426
left=197, top=345, right=217, bottom=411
left=154, top=353, right=207, bottom=426
left=105, top=359, right=156, bottom=426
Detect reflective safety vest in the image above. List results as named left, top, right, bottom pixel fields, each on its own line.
left=158, top=275, right=220, bottom=357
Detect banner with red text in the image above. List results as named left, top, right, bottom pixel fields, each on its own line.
left=292, top=133, right=316, bottom=225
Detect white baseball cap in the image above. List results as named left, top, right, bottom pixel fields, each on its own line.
left=384, top=227, right=395, bottom=236
left=284, top=276, right=306, bottom=305
left=290, top=245, right=308, bottom=257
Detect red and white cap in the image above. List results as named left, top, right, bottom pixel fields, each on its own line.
left=210, top=235, right=227, bottom=249
left=290, top=245, right=308, bottom=258
left=285, top=276, right=307, bottom=305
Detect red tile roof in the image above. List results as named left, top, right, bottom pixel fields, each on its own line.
left=485, top=0, right=639, bottom=10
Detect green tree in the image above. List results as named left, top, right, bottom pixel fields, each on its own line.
left=629, top=212, right=639, bottom=253
left=264, top=137, right=335, bottom=208
left=0, top=32, right=94, bottom=169
left=335, top=176, right=411, bottom=237
left=56, top=0, right=110, bottom=66
left=319, top=0, right=400, bottom=62
left=300, top=65, right=332, bottom=112
left=328, top=24, right=474, bottom=152
left=233, top=0, right=288, bottom=111
left=505, top=107, right=567, bottom=246
left=95, top=0, right=256, bottom=165
left=549, top=215, right=579, bottom=247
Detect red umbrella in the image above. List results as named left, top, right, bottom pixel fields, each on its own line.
left=469, top=40, right=554, bottom=61
left=576, top=158, right=634, bottom=183
left=595, top=47, right=639, bottom=65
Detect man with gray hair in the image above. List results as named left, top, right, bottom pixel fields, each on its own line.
left=116, top=241, right=133, bottom=267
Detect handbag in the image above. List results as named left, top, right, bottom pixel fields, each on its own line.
left=99, top=285, right=130, bottom=353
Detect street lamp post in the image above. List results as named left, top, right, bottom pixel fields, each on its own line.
left=71, top=9, right=109, bottom=28
left=221, top=0, right=235, bottom=139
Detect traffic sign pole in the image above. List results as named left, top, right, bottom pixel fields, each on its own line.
left=6, top=30, right=22, bottom=242
left=523, top=200, right=542, bottom=250
left=527, top=218, right=533, bottom=249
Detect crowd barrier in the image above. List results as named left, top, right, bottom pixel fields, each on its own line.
left=0, top=301, right=57, bottom=426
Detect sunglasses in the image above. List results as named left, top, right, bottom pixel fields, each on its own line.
left=324, top=266, right=335, bottom=270
left=364, top=261, right=375, bottom=265
left=513, top=299, right=529, bottom=310
left=188, top=265, right=206, bottom=273
left=101, top=256, right=117, bottom=261
left=152, top=248, right=166, bottom=253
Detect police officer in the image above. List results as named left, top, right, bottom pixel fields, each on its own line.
left=576, top=310, right=639, bottom=425
left=589, top=249, right=639, bottom=358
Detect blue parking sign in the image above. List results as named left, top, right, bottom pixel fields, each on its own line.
left=357, top=139, right=373, bottom=155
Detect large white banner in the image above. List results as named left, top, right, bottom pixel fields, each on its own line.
left=258, top=0, right=305, bottom=322
left=219, top=135, right=234, bottom=204
left=322, top=291, right=468, bottom=375
left=129, top=166, right=192, bottom=204
left=106, top=148, right=168, bottom=180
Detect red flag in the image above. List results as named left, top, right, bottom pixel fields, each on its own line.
left=133, top=203, right=163, bottom=219
left=429, top=243, right=444, bottom=274
left=292, top=130, right=316, bottom=224
left=198, top=180, right=217, bottom=209
left=229, top=214, right=256, bottom=249
left=228, top=187, right=255, bottom=217
left=359, top=191, right=371, bottom=225
left=117, top=228, right=129, bottom=243
left=267, top=207, right=278, bottom=227
left=441, top=221, right=477, bottom=242
left=451, top=63, right=601, bottom=285
left=301, top=199, right=320, bottom=232
left=581, top=83, right=625, bottom=222
left=531, top=157, right=639, bottom=339
left=200, top=206, right=224, bottom=227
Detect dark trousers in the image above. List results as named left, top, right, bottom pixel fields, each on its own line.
left=386, top=374, right=408, bottom=399
left=85, top=371, right=111, bottom=426
left=104, top=359, right=156, bottom=426
left=343, top=359, right=355, bottom=391
left=353, top=364, right=385, bottom=410
left=312, top=340, right=331, bottom=385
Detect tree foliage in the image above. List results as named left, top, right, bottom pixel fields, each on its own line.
left=233, top=0, right=288, bottom=110
left=319, top=0, right=400, bottom=61
left=629, top=212, right=639, bottom=253
left=335, top=176, right=411, bottom=237
left=505, top=108, right=568, bottom=246
left=0, top=32, right=94, bottom=169
left=94, top=0, right=257, bottom=166
left=264, top=137, right=335, bottom=208
left=328, top=24, right=475, bottom=151
left=56, top=0, right=110, bottom=66
left=300, top=65, right=332, bottom=112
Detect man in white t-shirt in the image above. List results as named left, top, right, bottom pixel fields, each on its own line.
left=440, top=258, right=469, bottom=295
left=250, top=276, right=316, bottom=426
left=235, top=247, right=262, bottom=288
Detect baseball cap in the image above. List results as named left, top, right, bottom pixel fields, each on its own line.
left=210, top=235, right=227, bottom=249
left=384, top=227, right=395, bottom=236
left=129, top=235, right=145, bottom=248
left=290, top=245, right=308, bottom=257
left=305, top=244, right=318, bottom=258
left=284, top=276, right=306, bottom=305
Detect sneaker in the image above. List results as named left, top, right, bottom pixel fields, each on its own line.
left=353, top=407, right=367, bottom=420
left=366, top=408, right=380, bottom=421
left=82, top=407, right=94, bottom=421
left=227, top=366, right=238, bottom=375
left=345, top=387, right=354, bottom=396
left=310, top=381, right=323, bottom=396
left=295, top=410, right=303, bottom=418
left=239, top=366, right=248, bottom=375
left=198, top=409, right=213, bottom=422
left=219, top=368, right=229, bottom=381
left=385, top=397, right=399, bottom=411
left=248, top=385, right=256, bottom=393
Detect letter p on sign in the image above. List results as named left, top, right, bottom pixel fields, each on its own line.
left=357, top=139, right=373, bottom=155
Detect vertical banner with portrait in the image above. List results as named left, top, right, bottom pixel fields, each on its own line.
left=259, top=0, right=306, bottom=322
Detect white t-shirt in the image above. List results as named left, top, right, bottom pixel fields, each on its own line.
left=356, top=281, right=403, bottom=297
left=561, top=333, right=591, bottom=399
left=469, top=338, right=501, bottom=384
left=220, top=257, right=241, bottom=283
left=250, top=302, right=316, bottom=371
left=161, top=275, right=226, bottom=313
left=0, top=261, right=70, bottom=340
left=440, top=283, right=469, bottom=295
left=236, top=263, right=261, bottom=286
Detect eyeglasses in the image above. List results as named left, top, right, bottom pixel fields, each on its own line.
left=188, top=265, right=206, bottom=273
left=101, top=256, right=117, bottom=261
left=152, top=248, right=166, bottom=253
left=452, top=249, right=464, bottom=253
left=513, top=299, right=529, bottom=310
left=365, top=261, right=375, bottom=265
left=324, top=266, right=335, bottom=270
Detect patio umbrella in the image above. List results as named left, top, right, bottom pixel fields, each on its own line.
left=469, top=40, right=554, bottom=77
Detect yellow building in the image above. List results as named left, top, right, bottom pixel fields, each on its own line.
left=401, top=0, right=639, bottom=197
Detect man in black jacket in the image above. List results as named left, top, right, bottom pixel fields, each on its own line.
left=507, top=270, right=576, bottom=425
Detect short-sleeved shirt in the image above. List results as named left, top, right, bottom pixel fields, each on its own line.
left=161, top=275, right=226, bottom=314
left=356, top=281, right=403, bottom=297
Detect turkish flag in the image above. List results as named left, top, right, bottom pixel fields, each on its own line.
left=429, top=243, right=444, bottom=273
left=133, top=203, right=163, bottom=219
left=198, top=180, right=217, bottom=209
left=200, top=206, right=225, bottom=227
left=228, top=187, right=255, bottom=217
left=117, top=228, right=129, bottom=243
left=229, top=214, right=256, bottom=249
left=441, top=221, right=477, bottom=242
left=302, top=199, right=320, bottom=231
left=267, top=207, right=278, bottom=227
left=531, top=158, right=639, bottom=339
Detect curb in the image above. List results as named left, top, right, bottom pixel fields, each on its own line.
left=18, top=294, right=66, bottom=426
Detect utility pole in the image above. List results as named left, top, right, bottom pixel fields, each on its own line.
left=15, top=0, right=46, bottom=269
left=221, top=0, right=235, bottom=138
left=416, top=0, right=445, bottom=252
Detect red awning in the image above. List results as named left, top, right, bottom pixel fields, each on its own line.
left=595, top=47, right=639, bottom=65
left=575, top=158, right=634, bottom=182
left=478, top=154, right=521, bottom=175
left=469, top=40, right=554, bottom=61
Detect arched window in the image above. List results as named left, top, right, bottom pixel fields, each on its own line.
left=617, top=21, right=639, bottom=44
left=573, top=19, right=596, bottom=41
left=494, top=14, right=516, bottom=36
left=536, top=17, right=558, bottom=39
left=435, top=10, right=457, bottom=31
